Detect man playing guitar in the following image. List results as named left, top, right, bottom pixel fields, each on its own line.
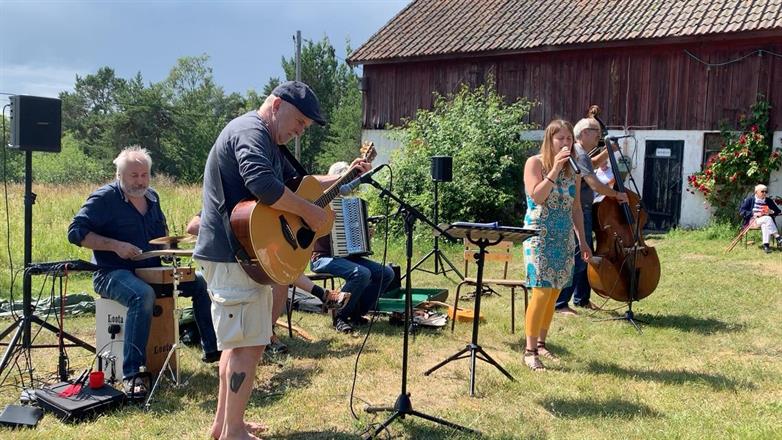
left=193, top=81, right=369, bottom=440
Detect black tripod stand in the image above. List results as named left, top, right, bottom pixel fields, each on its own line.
left=423, top=223, right=535, bottom=396
left=408, top=156, right=462, bottom=280
left=0, top=150, right=95, bottom=380
left=409, top=179, right=462, bottom=279
left=363, top=178, right=477, bottom=438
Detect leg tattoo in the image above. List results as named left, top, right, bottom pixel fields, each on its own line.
left=229, top=372, right=246, bottom=393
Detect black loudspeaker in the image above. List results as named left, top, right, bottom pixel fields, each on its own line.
left=431, top=156, right=452, bottom=182
left=9, top=95, right=62, bottom=153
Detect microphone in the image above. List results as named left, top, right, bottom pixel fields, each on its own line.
left=339, top=164, right=387, bottom=196
left=606, top=134, right=634, bottom=142
left=566, top=147, right=581, bottom=175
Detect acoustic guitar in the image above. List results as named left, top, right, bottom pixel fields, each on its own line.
left=230, top=142, right=377, bottom=285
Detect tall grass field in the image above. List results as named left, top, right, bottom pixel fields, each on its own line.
left=0, top=182, right=780, bottom=439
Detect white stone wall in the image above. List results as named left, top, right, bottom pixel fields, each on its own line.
left=769, top=131, right=782, bottom=198
left=362, top=129, right=782, bottom=228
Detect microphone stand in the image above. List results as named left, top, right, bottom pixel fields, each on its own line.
left=362, top=177, right=477, bottom=438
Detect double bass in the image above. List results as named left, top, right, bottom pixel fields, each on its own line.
left=586, top=106, right=661, bottom=302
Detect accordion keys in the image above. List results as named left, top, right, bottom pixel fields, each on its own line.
left=330, top=197, right=372, bottom=257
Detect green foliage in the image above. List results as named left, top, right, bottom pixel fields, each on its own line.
left=58, top=56, right=248, bottom=184
left=369, top=81, right=537, bottom=234
left=31, top=133, right=109, bottom=184
left=315, top=73, right=362, bottom=170
left=12, top=38, right=361, bottom=184
left=688, top=96, right=781, bottom=223
left=280, top=37, right=362, bottom=173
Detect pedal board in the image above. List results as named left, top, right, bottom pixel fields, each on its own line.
left=35, top=382, right=125, bottom=422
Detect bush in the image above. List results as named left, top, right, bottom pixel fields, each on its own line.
left=2, top=133, right=109, bottom=183
left=367, top=82, right=537, bottom=237
left=31, top=133, right=111, bottom=184
left=687, top=96, right=782, bottom=223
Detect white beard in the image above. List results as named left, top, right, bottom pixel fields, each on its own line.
left=119, top=179, right=148, bottom=198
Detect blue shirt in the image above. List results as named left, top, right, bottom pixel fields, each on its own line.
left=67, top=181, right=167, bottom=272
left=194, top=111, right=298, bottom=262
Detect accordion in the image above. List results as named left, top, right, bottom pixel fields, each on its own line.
left=330, top=196, right=372, bottom=258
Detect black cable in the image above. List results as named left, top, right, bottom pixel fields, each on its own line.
left=347, top=167, right=393, bottom=429
left=2, top=104, right=18, bottom=309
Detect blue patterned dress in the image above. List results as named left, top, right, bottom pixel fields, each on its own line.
left=523, top=171, right=577, bottom=289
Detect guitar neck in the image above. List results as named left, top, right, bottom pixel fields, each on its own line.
left=314, top=168, right=362, bottom=208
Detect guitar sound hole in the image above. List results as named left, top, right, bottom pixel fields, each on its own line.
left=297, top=228, right=315, bottom=248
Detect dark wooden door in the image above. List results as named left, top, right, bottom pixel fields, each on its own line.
left=642, top=140, right=683, bottom=231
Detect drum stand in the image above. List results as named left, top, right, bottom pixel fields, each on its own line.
left=144, top=257, right=191, bottom=409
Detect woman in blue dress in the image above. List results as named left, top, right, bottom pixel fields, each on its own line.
left=522, top=120, right=592, bottom=370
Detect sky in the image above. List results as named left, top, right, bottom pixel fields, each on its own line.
left=0, top=0, right=409, bottom=103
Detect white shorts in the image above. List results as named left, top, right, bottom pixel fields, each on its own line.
left=196, top=260, right=273, bottom=350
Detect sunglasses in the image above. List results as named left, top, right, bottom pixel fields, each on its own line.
left=760, top=190, right=768, bottom=193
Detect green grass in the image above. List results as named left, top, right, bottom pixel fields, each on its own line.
left=1, top=182, right=781, bottom=439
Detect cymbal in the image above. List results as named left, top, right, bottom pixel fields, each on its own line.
left=131, top=249, right=194, bottom=261
left=149, top=235, right=196, bottom=246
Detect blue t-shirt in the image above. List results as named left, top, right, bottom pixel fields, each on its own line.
left=67, top=181, right=167, bottom=272
left=194, top=111, right=298, bottom=262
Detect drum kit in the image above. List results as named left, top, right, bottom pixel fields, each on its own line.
left=131, top=235, right=197, bottom=409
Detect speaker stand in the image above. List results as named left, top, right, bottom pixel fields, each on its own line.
left=408, top=179, right=462, bottom=280
left=0, top=151, right=95, bottom=381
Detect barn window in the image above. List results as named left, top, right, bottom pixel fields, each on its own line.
left=702, top=132, right=725, bottom=169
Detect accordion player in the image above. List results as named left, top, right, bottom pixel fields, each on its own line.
left=330, top=196, right=372, bottom=257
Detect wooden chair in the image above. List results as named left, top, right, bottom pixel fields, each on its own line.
left=285, top=273, right=338, bottom=338
left=451, top=240, right=528, bottom=334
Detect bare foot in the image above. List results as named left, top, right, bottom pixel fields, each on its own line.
left=210, top=422, right=268, bottom=440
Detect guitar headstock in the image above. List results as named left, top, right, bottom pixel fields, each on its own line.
left=360, top=141, right=377, bottom=163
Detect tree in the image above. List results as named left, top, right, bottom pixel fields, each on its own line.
left=278, top=36, right=361, bottom=173
left=316, top=72, right=362, bottom=170
left=60, top=67, right=128, bottom=163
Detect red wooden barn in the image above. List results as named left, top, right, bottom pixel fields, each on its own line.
left=348, top=0, right=782, bottom=229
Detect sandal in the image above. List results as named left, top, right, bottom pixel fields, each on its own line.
left=536, top=341, right=559, bottom=361
left=523, top=349, right=546, bottom=371
left=322, top=290, right=351, bottom=311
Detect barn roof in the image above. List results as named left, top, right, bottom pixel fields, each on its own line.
left=349, top=0, right=782, bottom=64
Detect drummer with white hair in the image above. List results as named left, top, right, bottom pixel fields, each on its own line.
left=68, top=146, right=219, bottom=399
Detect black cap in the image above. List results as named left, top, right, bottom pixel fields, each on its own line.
left=271, top=81, right=326, bottom=126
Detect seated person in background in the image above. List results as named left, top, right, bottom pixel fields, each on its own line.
left=310, top=162, right=394, bottom=333
left=739, top=184, right=782, bottom=253
left=68, top=146, right=219, bottom=398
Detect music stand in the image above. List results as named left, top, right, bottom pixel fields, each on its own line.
left=362, top=179, right=477, bottom=438
left=424, top=222, right=538, bottom=397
